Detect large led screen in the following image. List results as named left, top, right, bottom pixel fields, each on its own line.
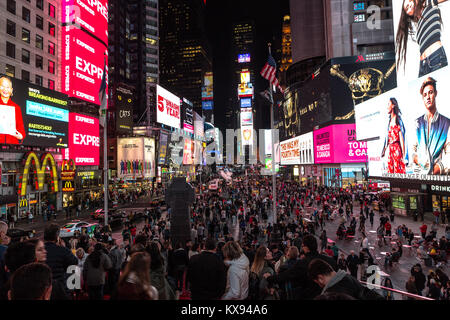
left=157, top=85, right=180, bottom=129
left=280, top=136, right=301, bottom=165
left=115, top=85, right=133, bottom=134
left=117, top=137, right=155, bottom=178
left=0, top=76, right=68, bottom=148
left=202, top=72, right=214, bottom=100
left=69, top=113, right=99, bottom=165
left=314, top=124, right=367, bottom=164
left=62, top=27, right=108, bottom=105
left=62, top=0, right=108, bottom=46
left=393, top=0, right=450, bottom=84
left=361, top=67, right=450, bottom=181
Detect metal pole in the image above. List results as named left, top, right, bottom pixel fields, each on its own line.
left=268, top=43, right=277, bottom=225
left=103, top=110, right=109, bottom=226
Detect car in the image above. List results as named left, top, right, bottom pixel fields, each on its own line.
left=91, top=208, right=116, bottom=221
left=59, top=220, right=90, bottom=238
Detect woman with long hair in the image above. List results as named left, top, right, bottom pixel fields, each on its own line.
left=146, top=241, right=175, bottom=300
left=249, top=246, right=275, bottom=300
left=116, top=252, right=158, bottom=300
left=221, top=241, right=249, bottom=300
left=396, top=0, right=448, bottom=77
left=381, top=98, right=408, bottom=174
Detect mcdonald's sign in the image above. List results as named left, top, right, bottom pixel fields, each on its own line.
left=61, top=159, right=76, bottom=181
left=18, top=152, right=59, bottom=197
left=19, top=197, right=28, bottom=208
left=62, top=180, right=75, bottom=192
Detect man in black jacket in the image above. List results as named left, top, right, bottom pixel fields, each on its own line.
left=44, top=224, right=78, bottom=299
left=308, top=258, right=384, bottom=300
left=264, top=235, right=338, bottom=299
left=346, top=250, right=360, bottom=279
left=186, top=238, right=227, bottom=300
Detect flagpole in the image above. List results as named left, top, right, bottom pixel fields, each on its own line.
left=268, top=43, right=277, bottom=226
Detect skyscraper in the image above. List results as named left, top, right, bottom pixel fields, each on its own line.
left=108, top=0, right=159, bottom=129
left=159, top=0, right=212, bottom=115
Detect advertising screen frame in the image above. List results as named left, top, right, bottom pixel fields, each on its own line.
left=68, top=113, right=100, bottom=166
left=280, top=136, right=301, bottom=165
left=156, top=85, right=181, bottom=129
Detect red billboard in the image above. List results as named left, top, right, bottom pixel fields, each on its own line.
left=62, top=0, right=108, bottom=46
left=62, top=27, right=107, bottom=105
left=69, top=113, right=100, bottom=165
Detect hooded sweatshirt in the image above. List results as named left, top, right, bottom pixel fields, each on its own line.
left=223, top=254, right=250, bottom=300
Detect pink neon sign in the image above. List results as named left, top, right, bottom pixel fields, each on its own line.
left=69, top=113, right=100, bottom=166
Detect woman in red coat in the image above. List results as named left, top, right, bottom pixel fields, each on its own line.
left=0, top=76, right=26, bottom=144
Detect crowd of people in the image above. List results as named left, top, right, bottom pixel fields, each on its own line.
left=0, top=172, right=449, bottom=300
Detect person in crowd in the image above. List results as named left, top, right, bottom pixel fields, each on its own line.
left=382, top=277, right=395, bottom=300
left=83, top=243, right=112, bottom=300
left=147, top=241, right=175, bottom=300
left=108, top=240, right=125, bottom=295
left=249, top=246, right=276, bottom=300
left=116, top=252, right=158, bottom=300
left=411, top=264, right=426, bottom=296
left=8, top=263, right=52, bottom=300
left=44, top=223, right=78, bottom=300
left=222, top=241, right=249, bottom=300
left=346, top=250, right=360, bottom=279
left=308, top=258, right=384, bottom=300
left=168, top=241, right=189, bottom=292
left=186, top=238, right=227, bottom=300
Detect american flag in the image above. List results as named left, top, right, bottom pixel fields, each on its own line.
left=260, top=54, right=283, bottom=93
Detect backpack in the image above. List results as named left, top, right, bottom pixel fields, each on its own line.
left=248, top=271, right=261, bottom=300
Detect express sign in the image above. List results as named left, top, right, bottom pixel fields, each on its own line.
left=62, top=27, right=107, bottom=105
left=69, top=113, right=100, bottom=165
left=156, top=85, right=180, bottom=129
left=62, top=0, right=108, bottom=46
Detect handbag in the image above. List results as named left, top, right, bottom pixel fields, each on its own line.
left=178, top=270, right=191, bottom=300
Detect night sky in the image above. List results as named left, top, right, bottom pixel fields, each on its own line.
left=205, top=0, right=290, bottom=132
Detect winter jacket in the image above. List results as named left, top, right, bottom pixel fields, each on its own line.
left=222, top=254, right=250, bottom=300
left=109, top=246, right=125, bottom=270
left=83, top=252, right=112, bottom=286
left=187, top=251, right=227, bottom=300
left=321, top=270, right=384, bottom=300
left=45, top=242, right=78, bottom=283
left=150, top=265, right=176, bottom=300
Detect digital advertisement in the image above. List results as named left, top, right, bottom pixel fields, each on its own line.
left=240, top=97, right=252, bottom=108
left=201, top=72, right=214, bottom=100
left=0, top=76, right=69, bottom=148
left=158, top=132, right=169, bottom=166
left=360, top=66, right=450, bottom=181
left=61, top=26, right=108, bottom=105
left=62, top=0, right=109, bottom=46
left=280, top=136, right=300, bottom=165
left=238, top=53, right=251, bottom=63
left=240, top=108, right=253, bottom=126
left=68, top=113, right=99, bottom=166
left=298, top=131, right=314, bottom=164
left=182, top=98, right=194, bottom=134
left=392, top=0, right=450, bottom=84
left=117, top=137, right=155, bottom=179
left=157, top=85, right=180, bottom=129
left=314, top=124, right=367, bottom=164
left=182, top=138, right=194, bottom=165
left=115, top=85, right=134, bottom=134
left=202, top=100, right=213, bottom=110
left=194, top=112, right=204, bottom=139
left=241, top=126, right=253, bottom=146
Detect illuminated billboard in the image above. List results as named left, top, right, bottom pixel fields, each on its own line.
left=156, top=85, right=180, bottom=129
left=69, top=113, right=99, bottom=166
left=238, top=82, right=253, bottom=98
left=280, top=136, right=300, bottom=165
left=392, top=0, right=450, bottom=84
left=194, top=112, right=204, bottom=138
left=240, top=70, right=250, bottom=84
left=202, top=100, right=213, bottom=110
left=241, top=126, right=253, bottom=146
left=62, top=27, right=108, bottom=105
left=0, top=76, right=68, bottom=148
left=115, top=85, right=133, bottom=134
left=62, top=0, right=109, bottom=46
left=238, top=53, right=251, bottom=63
left=182, top=138, right=194, bottom=165
left=240, top=109, right=253, bottom=126
left=181, top=98, right=194, bottom=134
left=240, top=98, right=252, bottom=108
left=117, top=137, right=155, bottom=178
left=158, top=131, right=169, bottom=165
left=356, top=66, right=450, bottom=181
left=202, top=72, right=214, bottom=100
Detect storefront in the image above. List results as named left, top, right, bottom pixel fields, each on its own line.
left=429, top=184, right=450, bottom=213
left=390, top=184, right=426, bottom=217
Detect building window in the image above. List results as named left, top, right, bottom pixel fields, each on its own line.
left=35, top=75, right=43, bottom=86
left=22, top=6, right=31, bottom=23
left=5, top=65, right=15, bottom=78
left=7, top=20, right=16, bottom=37
left=48, top=60, right=55, bottom=74
left=36, top=35, right=43, bottom=49
left=48, top=22, right=55, bottom=37
left=48, top=41, right=55, bottom=55
left=22, top=70, right=30, bottom=82
left=22, top=28, right=30, bottom=43
left=354, top=13, right=366, bottom=22
left=22, top=48, right=30, bottom=64
left=36, top=15, right=44, bottom=30
left=36, top=0, right=43, bottom=10
left=48, top=3, right=55, bottom=18
left=36, top=54, right=43, bottom=69
left=48, top=79, right=55, bottom=90
left=6, top=42, right=16, bottom=59
left=7, top=0, right=16, bottom=15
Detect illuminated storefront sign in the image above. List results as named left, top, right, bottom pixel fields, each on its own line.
left=18, top=152, right=59, bottom=197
